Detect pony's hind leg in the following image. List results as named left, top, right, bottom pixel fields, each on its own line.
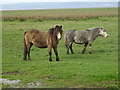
left=23, top=37, right=28, bottom=60
left=66, top=42, right=70, bottom=54
left=23, top=47, right=27, bottom=60
left=27, top=43, right=33, bottom=60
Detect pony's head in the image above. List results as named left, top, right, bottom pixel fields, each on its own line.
left=55, top=25, right=63, bottom=40
left=98, top=27, right=108, bottom=38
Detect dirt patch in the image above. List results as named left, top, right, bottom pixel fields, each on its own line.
left=0, top=78, right=20, bottom=85
left=1, top=78, right=42, bottom=88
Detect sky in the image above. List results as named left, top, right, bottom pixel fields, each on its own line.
left=1, top=0, right=119, bottom=5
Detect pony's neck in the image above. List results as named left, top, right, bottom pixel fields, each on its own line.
left=53, top=32, right=58, bottom=41
left=49, top=28, right=59, bottom=44
left=91, top=30, right=99, bottom=40
left=49, top=28, right=55, bottom=35
left=94, top=34, right=99, bottom=40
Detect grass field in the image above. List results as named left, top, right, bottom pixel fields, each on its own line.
left=2, top=8, right=118, bottom=88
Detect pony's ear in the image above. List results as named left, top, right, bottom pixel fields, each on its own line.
left=60, top=25, right=62, bottom=28
left=86, top=29, right=90, bottom=31
left=55, top=25, right=59, bottom=28
left=96, top=27, right=101, bottom=30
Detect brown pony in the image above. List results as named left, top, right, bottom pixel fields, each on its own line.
left=23, top=25, right=63, bottom=61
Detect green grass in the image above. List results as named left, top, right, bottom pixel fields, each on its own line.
left=2, top=8, right=118, bottom=88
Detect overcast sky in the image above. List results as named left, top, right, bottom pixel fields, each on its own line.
left=1, top=0, right=119, bottom=4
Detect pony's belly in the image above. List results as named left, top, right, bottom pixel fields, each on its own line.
left=38, top=46, right=48, bottom=48
left=32, top=41, right=48, bottom=48
left=74, top=39, right=84, bottom=44
left=35, top=44, right=47, bottom=48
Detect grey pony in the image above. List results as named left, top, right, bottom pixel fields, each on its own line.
left=64, top=27, right=108, bottom=54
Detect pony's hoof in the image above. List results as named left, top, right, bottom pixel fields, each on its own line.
left=82, top=51, right=85, bottom=54
left=49, top=59, right=52, bottom=61
left=28, top=58, right=31, bottom=60
left=71, top=52, right=74, bottom=54
left=89, top=52, right=92, bottom=54
left=56, top=58, right=60, bottom=61
left=23, top=58, right=27, bottom=60
left=66, top=52, right=69, bottom=54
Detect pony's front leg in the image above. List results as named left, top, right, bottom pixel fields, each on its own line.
left=69, top=43, right=74, bottom=54
left=82, top=43, right=88, bottom=54
left=48, top=45, right=52, bottom=61
left=53, top=46, right=59, bottom=61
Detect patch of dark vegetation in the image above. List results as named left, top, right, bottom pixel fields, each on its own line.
left=99, top=50, right=106, bottom=52
left=2, top=16, right=116, bottom=22
left=1, top=71, right=23, bottom=75
left=18, top=29, right=24, bottom=31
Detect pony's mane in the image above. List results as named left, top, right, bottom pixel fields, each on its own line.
left=90, top=27, right=100, bottom=30
left=49, top=28, right=55, bottom=35
left=85, top=27, right=101, bottom=32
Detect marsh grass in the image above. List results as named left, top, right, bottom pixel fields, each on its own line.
left=2, top=8, right=118, bottom=22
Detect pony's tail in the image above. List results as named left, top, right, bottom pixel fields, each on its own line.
left=23, top=31, right=27, bottom=60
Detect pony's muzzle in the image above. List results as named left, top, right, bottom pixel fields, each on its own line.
left=57, top=33, right=62, bottom=40
left=57, top=37, right=62, bottom=40
left=104, top=34, right=108, bottom=38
